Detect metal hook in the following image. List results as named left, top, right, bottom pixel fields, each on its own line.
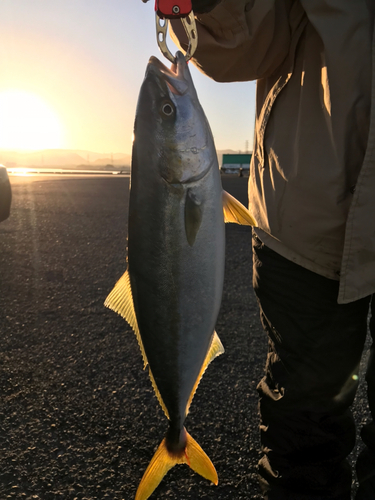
left=156, top=11, right=198, bottom=63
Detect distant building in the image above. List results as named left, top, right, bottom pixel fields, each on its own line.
left=221, top=153, right=252, bottom=175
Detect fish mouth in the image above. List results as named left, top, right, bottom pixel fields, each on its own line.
left=147, top=51, right=189, bottom=96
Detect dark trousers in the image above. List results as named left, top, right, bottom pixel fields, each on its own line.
left=252, top=233, right=375, bottom=499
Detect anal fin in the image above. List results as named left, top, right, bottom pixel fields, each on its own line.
left=185, top=331, right=224, bottom=416
left=148, top=367, right=170, bottom=419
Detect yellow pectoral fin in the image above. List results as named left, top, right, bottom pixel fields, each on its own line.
left=186, top=331, right=224, bottom=416
left=104, top=269, right=148, bottom=369
left=135, top=430, right=218, bottom=500
left=222, top=190, right=257, bottom=226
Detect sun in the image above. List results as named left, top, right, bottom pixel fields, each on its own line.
left=0, top=90, right=64, bottom=151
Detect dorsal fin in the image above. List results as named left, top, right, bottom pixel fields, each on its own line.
left=222, top=190, right=257, bottom=226
left=104, top=270, right=170, bottom=417
left=104, top=270, right=147, bottom=368
left=185, top=331, right=224, bottom=416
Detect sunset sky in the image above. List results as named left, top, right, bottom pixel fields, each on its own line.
left=0, top=1, right=256, bottom=154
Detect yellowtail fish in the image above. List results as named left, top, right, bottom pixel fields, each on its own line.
left=105, top=51, right=256, bottom=500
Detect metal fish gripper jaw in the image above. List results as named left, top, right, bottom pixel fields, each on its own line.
left=155, top=0, right=198, bottom=63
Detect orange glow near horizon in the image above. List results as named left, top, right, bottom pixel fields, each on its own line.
left=0, top=90, right=65, bottom=151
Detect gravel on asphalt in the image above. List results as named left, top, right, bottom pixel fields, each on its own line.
left=0, top=174, right=371, bottom=499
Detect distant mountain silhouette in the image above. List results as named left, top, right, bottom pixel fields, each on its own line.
left=0, top=149, right=131, bottom=169
left=0, top=148, right=249, bottom=169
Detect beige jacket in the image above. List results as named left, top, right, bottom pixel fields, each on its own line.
left=172, top=0, right=375, bottom=304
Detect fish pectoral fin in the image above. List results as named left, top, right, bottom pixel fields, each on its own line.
left=135, top=430, right=217, bottom=500
left=104, top=269, right=148, bottom=369
left=222, top=190, right=257, bottom=226
left=186, top=331, right=224, bottom=416
left=185, top=188, right=203, bottom=246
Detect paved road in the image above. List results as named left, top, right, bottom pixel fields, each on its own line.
left=0, top=174, right=370, bottom=499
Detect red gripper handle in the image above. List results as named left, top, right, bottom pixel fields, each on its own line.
left=155, top=0, right=192, bottom=18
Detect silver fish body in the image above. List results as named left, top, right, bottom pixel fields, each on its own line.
left=128, top=52, right=225, bottom=436
left=105, top=51, right=256, bottom=500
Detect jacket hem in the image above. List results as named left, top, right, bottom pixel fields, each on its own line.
left=253, top=228, right=340, bottom=282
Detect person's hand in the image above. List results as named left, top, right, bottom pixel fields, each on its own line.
left=192, top=0, right=222, bottom=13
left=141, top=0, right=222, bottom=14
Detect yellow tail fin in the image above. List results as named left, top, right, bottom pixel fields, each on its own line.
left=185, top=430, right=218, bottom=484
left=135, top=430, right=218, bottom=500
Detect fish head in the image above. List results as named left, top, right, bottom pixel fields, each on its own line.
left=133, top=51, right=216, bottom=184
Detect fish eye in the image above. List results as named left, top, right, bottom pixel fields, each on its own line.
left=160, top=101, right=175, bottom=118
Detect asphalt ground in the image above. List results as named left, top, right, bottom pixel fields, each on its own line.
left=0, top=173, right=371, bottom=499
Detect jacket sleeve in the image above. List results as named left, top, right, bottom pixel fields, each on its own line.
left=170, top=0, right=294, bottom=82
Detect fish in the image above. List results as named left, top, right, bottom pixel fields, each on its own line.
left=104, top=51, right=256, bottom=500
